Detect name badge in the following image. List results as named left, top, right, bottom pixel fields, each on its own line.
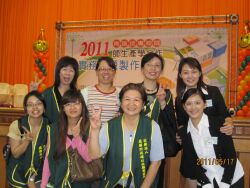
left=204, top=137, right=218, bottom=145
left=206, top=99, right=213, bottom=107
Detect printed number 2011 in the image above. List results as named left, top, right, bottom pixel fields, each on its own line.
left=80, top=41, right=109, bottom=57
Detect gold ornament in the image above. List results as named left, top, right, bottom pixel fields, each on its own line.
left=33, top=28, right=49, bottom=52
left=239, top=20, right=250, bottom=49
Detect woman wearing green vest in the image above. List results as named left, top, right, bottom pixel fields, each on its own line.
left=43, top=56, right=79, bottom=123
left=30, top=56, right=79, bottom=124
left=89, top=83, right=165, bottom=188
left=140, top=52, right=179, bottom=187
left=41, top=90, right=92, bottom=188
left=6, top=91, right=49, bottom=188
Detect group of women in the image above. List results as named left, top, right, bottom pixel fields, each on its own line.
left=6, top=53, right=244, bottom=188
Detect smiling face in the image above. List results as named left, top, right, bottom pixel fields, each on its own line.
left=121, top=89, right=144, bottom=117
left=180, top=64, right=201, bottom=89
left=59, top=65, right=75, bottom=86
left=183, top=94, right=205, bottom=121
left=96, top=60, right=116, bottom=85
left=141, top=57, right=162, bottom=81
left=26, top=96, right=44, bottom=118
left=63, top=100, right=82, bottom=119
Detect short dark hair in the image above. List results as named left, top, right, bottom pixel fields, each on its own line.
left=95, top=56, right=116, bottom=71
left=141, top=52, right=164, bottom=70
left=119, top=83, right=147, bottom=104
left=176, top=57, right=206, bottom=97
left=23, top=90, right=46, bottom=113
left=54, top=56, right=79, bottom=90
left=181, top=88, right=206, bottom=104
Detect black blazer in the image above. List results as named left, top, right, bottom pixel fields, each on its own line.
left=140, top=82, right=179, bottom=157
left=179, top=115, right=236, bottom=186
left=175, top=85, right=230, bottom=127
left=158, top=89, right=179, bottom=157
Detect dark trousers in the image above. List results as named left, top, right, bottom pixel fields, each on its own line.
left=197, top=176, right=244, bottom=188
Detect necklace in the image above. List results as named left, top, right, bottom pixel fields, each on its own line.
left=122, top=116, right=138, bottom=143
left=129, top=131, right=134, bottom=142
left=142, top=83, right=157, bottom=93
left=124, top=125, right=136, bottom=143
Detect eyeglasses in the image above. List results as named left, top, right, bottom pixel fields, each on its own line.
left=64, top=102, right=81, bottom=108
left=26, top=102, right=43, bottom=108
left=97, top=68, right=114, bottom=72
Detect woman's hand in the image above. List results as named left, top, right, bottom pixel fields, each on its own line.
left=88, top=106, right=102, bottom=159
left=220, top=117, right=234, bottom=135
left=9, top=126, right=33, bottom=158
left=72, top=117, right=82, bottom=137
left=176, top=133, right=182, bottom=145
left=140, top=160, right=161, bottom=188
left=29, top=75, right=45, bottom=91
left=21, top=126, right=35, bottom=142
left=156, top=84, right=166, bottom=109
left=90, top=106, right=102, bottom=130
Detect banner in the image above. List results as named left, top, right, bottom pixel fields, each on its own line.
left=65, top=28, right=228, bottom=96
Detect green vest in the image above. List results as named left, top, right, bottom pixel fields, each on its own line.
left=47, top=124, right=91, bottom=188
left=142, top=98, right=160, bottom=124
left=102, top=115, right=154, bottom=188
left=7, top=115, right=49, bottom=187
left=142, top=89, right=172, bottom=124
left=43, top=87, right=60, bottom=124
left=47, top=124, right=69, bottom=188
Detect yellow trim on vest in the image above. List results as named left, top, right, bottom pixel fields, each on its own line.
left=151, top=120, right=154, bottom=140
left=46, top=125, right=51, bottom=156
left=106, top=122, right=110, bottom=152
left=9, top=182, right=23, bottom=188
left=25, top=117, right=43, bottom=179
left=104, top=181, right=109, bottom=188
left=131, top=171, right=135, bottom=188
left=121, top=115, right=138, bottom=187
left=121, top=116, right=126, bottom=174
left=166, top=93, right=172, bottom=105
left=148, top=98, right=157, bottom=118
left=11, top=164, right=26, bottom=186
left=52, top=87, right=60, bottom=113
left=62, top=149, right=71, bottom=188
left=121, top=171, right=130, bottom=187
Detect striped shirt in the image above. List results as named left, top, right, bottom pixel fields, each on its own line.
left=81, top=85, right=120, bottom=126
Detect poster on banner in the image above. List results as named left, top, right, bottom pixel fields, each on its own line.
left=65, top=28, right=228, bottom=97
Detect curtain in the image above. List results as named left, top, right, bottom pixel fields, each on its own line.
left=0, top=0, right=249, bottom=86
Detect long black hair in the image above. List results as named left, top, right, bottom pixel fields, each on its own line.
left=54, top=89, right=89, bottom=160
left=176, top=57, right=206, bottom=98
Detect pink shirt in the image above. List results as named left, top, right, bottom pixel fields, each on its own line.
left=40, top=136, right=91, bottom=187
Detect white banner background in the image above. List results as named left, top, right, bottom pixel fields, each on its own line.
left=65, top=28, right=228, bottom=97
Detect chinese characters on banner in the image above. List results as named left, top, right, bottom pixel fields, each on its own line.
left=65, top=28, right=228, bottom=97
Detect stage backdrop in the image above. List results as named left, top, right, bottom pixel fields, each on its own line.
left=65, top=28, right=228, bottom=97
